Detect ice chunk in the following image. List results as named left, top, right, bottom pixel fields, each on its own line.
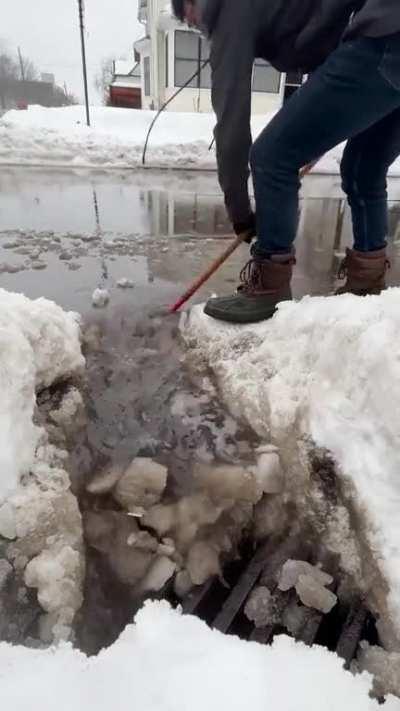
left=296, top=574, right=337, bottom=614
left=174, top=570, right=193, bottom=598
left=0, top=502, right=17, bottom=539
left=142, top=504, right=175, bottom=537
left=0, top=559, right=13, bottom=590
left=193, top=462, right=261, bottom=504
left=0, top=262, right=22, bottom=274
left=244, top=586, right=274, bottom=628
left=117, top=278, right=135, bottom=289
left=86, top=464, right=124, bottom=495
left=186, top=541, right=220, bottom=585
left=114, top=458, right=168, bottom=511
left=282, top=601, right=311, bottom=636
left=357, top=642, right=400, bottom=699
left=31, top=261, right=47, bottom=270
left=49, top=387, right=86, bottom=437
left=83, top=511, right=156, bottom=586
left=24, top=544, right=84, bottom=641
left=278, top=560, right=333, bottom=592
left=143, top=494, right=223, bottom=551
left=158, top=538, right=175, bottom=557
left=139, top=556, right=176, bottom=593
left=92, top=288, right=109, bottom=308
left=255, top=452, right=285, bottom=494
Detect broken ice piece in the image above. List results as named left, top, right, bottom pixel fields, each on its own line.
left=114, top=458, right=168, bottom=511
left=92, top=288, right=109, bottom=308
left=174, top=570, right=193, bottom=598
left=296, top=574, right=337, bottom=614
left=117, top=278, right=135, bottom=289
left=158, top=538, right=175, bottom=557
left=278, top=559, right=333, bottom=592
left=139, top=556, right=176, bottom=593
left=244, top=586, right=274, bottom=628
left=255, top=452, right=285, bottom=494
left=86, top=464, right=124, bottom=495
left=193, top=462, right=261, bottom=504
left=187, top=541, right=221, bottom=586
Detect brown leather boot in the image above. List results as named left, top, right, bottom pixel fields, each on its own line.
left=336, top=248, right=389, bottom=296
left=204, top=256, right=294, bottom=324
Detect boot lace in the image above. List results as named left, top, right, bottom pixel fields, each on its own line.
left=239, top=259, right=263, bottom=293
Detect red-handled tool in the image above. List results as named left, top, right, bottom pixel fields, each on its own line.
left=168, top=161, right=318, bottom=313
left=169, top=230, right=250, bottom=313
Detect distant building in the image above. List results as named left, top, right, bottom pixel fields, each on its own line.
left=40, top=73, right=55, bottom=85
left=109, top=59, right=142, bottom=109
left=134, top=0, right=303, bottom=113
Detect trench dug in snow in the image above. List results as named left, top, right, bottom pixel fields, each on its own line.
left=2, top=289, right=400, bottom=700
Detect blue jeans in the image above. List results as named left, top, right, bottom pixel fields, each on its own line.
left=251, top=34, right=400, bottom=255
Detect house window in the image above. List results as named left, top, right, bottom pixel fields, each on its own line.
left=174, top=30, right=210, bottom=89
left=252, top=59, right=281, bottom=93
left=144, top=56, right=151, bottom=96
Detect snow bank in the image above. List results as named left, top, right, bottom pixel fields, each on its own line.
left=0, top=601, right=399, bottom=710
left=2, top=104, right=398, bottom=175
left=181, top=289, right=400, bottom=644
left=0, top=289, right=85, bottom=639
left=0, top=288, right=84, bottom=501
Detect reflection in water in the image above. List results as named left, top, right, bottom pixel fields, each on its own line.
left=0, top=168, right=400, bottom=312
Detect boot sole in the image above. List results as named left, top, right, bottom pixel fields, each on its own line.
left=204, top=295, right=292, bottom=324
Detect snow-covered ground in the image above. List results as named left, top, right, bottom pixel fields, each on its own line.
left=0, top=289, right=85, bottom=641
left=1, top=600, right=399, bottom=711
left=2, top=104, right=400, bottom=175
left=182, top=290, right=400, bottom=649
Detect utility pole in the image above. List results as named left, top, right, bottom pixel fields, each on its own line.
left=17, top=46, right=27, bottom=107
left=17, top=47, right=25, bottom=81
left=77, top=0, right=90, bottom=126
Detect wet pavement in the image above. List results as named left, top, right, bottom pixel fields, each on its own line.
left=1, top=167, right=400, bottom=315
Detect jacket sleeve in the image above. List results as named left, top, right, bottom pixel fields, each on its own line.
left=210, top=1, right=255, bottom=225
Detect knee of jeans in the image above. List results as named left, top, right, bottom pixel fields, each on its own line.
left=249, top=135, right=275, bottom=173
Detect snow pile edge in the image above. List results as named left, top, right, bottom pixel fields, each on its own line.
left=1, top=601, right=400, bottom=710
left=0, top=288, right=85, bottom=640
left=181, top=290, right=400, bottom=645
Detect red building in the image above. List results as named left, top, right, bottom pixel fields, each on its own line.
left=109, top=60, right=142, bottom=109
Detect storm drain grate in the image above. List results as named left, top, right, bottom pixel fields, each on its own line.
left=181, top=538, right=378, bottom=668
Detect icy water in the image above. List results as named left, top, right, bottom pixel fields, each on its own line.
left=2, top=168, right=400, bottom=314
left=2, top=168, right=400, bottom=652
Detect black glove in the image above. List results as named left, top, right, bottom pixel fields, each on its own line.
left=233, top=213, right=256, bottom=244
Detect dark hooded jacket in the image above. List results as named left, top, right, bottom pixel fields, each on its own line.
left=202, top=0, right=400, bottom=223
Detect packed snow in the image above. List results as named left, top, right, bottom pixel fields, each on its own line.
left=0, top=289, right=85, bottom=640
left=0, top=288, right=84, bottom=501
left=182, top=289, right=400, bottom=645
left=1, top=600, right=399, bottom=711
left=3, top=104, right=400, bottom=175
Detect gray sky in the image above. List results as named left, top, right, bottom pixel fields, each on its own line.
left=1, top=0, right=143, bottom=102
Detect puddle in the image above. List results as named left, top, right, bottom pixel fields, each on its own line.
left=1, top=168, right=400, bottom=315
left=2, top=167, right=400, bottom=662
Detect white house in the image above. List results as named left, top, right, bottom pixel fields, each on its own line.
left=135, top=0, right=303, bottom=114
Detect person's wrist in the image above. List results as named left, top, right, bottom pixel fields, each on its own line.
left=233, top=213, right=256, bottom=243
